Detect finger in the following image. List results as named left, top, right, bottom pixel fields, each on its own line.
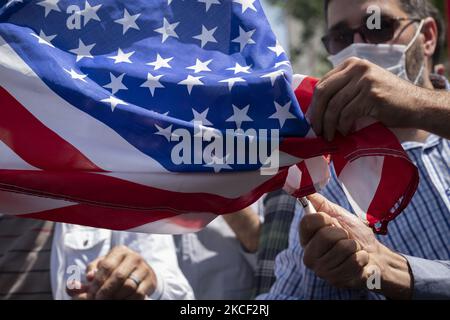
left=337, top=89, right=370, bottom=136
left=126, top=269, right=157, bottom=301
left=299, top=211, right=336, bottom=246
left=320, top=57, right=356, bottom=82
left=306, top=193, right=346, bottom=218
left=113, top=265, right=150, bottom=300
left=66, top=281, right=89, bottom=297
left=95, top=255, right=140, bottom=300
left=71, top=292, right=90, bottom=300
left=322, top=79, right=360, bottom=141
left=314, top=239, right=361, bottom=276
left=86, top=258, right=101, bottom=282
left=310, top=70, right=352, bottom=136
left=309, top=193, right=372, bottom=244
left=303, top=226, right=349, bottom=270
left=89, top=249, right=126, bottom=297
left=326, top=250, right=370, bottom=289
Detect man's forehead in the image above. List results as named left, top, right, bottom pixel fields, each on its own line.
left=327, top=0, right=406, bottom=29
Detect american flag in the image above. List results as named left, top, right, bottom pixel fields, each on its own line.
left=0, top=0, right=418, bottom=234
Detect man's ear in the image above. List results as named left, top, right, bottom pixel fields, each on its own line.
left=421, top=17, right=438, bottom=61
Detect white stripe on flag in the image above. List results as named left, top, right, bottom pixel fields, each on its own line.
left=0, top=140, right=38, bottom=170
left=338, top=156, right=384, bottom=221
left=127, top=212, right=218, bottom=234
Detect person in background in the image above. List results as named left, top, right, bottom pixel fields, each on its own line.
left=0, top=215, right=193, bottom=300
left=309, top=0, right=450, bottom=140
left=261, top=0, right=450, bottom=300
left=174, top=205, right=262, bottom=300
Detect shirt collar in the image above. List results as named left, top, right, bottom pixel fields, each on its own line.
left=402, top=134, right=442, bottom=151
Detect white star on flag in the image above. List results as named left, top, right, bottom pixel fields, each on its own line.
left=147, top=54, right=173, bottom=70
left=103, top=73, right=127, bottom=95
left=154, top=124, right=173, bottom=142
left=186, top=59, right=212, bottom=73
left=274, top=61, right=291, bottom=68
left=64, top=68, right=88, bottom=83
left=69, top=39, right=95, bottom=62
left=193, top=25, right=218, bottom=48
left=268, top=40, right=285, bottom=57
left=261, top=70, right=285, bottom=86
left=141, top=73, right=165, bottom=96
left=192, top=108, right=213, bottom=126
left=37, top=0, right=61, bottom=17
left=30, top=30, right=56, bottom=48
left=219, top=77, right=246, bottom=91
left=269, top=101, right=296, bottom=128
left=101, top=96, right=128, bottom=112
left=178, top=75, right=204, bottom=94
left=226, top=104, right=253, bottom=129
left=226, top=63, right=251, bottom=74
left=232, top=27, right=256, bottom=52
left=80, top=1, right=102, bottom=26
left=115, top=9, right=141, bottom=34
left=155, top=18, right=179, bottom=43
left=232, top=0, right=257, bottom=13
left=198, top=0, right=221, bottom=12
left=204, top=154, right=233, bottom=173
left=108, top=48, right=134, bottom=64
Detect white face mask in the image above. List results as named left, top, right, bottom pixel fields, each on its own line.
left=328, top=20, right=425, bottom=85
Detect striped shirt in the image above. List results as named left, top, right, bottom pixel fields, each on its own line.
left=260, top=134, right=450, bottom=300
left=0, top=216, right=54, bottom=300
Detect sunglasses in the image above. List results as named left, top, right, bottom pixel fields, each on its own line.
left=322, top=16, right=422, bottom=55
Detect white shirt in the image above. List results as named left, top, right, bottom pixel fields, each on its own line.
left=51, top=223, right=194, bottom=300
left=175, top=198, right=264, bottom=300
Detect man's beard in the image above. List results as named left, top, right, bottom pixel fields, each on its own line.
left=405, top=38, right=426, bottom=87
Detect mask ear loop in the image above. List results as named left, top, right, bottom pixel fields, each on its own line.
left=406, top=20, right=425, bottom=84
left=412, top=63, right=425, bottom=85
left=405, top=19, right=425, bottom=52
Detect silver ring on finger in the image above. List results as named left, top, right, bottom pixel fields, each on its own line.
left=128, top=274, right=141, bottom=287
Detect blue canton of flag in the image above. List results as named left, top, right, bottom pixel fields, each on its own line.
left=0, top=0, right=308, bottom=173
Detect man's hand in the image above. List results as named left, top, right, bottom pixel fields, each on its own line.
left=67, top=246, right=157, bottom=300
left=223, top=206, right=261, bottom=253
left=309, top=57, right=425, bottom=141
left=299, top=193, right=413, bottom=299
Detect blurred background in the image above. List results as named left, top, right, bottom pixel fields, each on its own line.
left=261, top=0, right=449, bottom=77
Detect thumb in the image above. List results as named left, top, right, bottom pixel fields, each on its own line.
left=307, top=193, right=366, bottom=233
left=307, top=193, right=347, bottom=218
left=308, top=193, right=375, bottom=248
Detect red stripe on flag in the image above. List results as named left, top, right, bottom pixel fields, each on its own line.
left=0, top=87, right=101, bottom=171
left=0, top=168, right=290, bottom=215
left=18, top=204, right=180, bottom=231
left=332, top=123, right=410, bottom=176
left=280, top=136, right=336, bottom=159
left=295, top=76, right=319, bottom=114
left=365, top=155, right=419, bottom=234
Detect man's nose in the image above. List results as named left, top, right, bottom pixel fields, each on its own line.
left=353, top=32, right=366, bottom=44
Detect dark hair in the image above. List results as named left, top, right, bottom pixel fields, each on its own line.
left=323, top=0, right=446, bottom=64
